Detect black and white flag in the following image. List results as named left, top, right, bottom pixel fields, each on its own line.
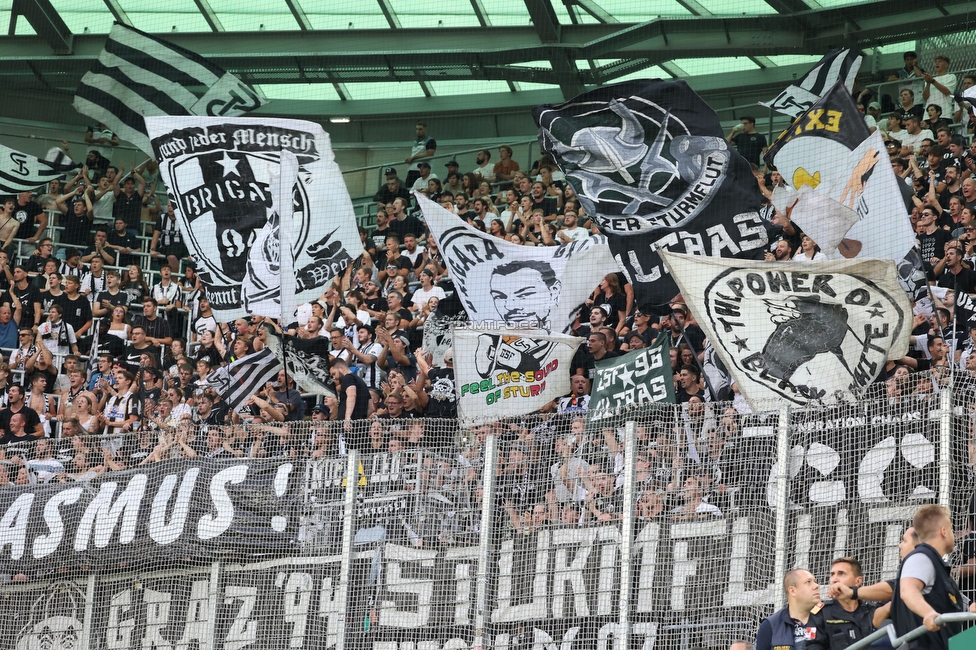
left=587, top=336, right=674, bottom=428
left=416, top=193, right=618, bottom=333
left=146, top=117, right=362, bottom=320
left=205, top=347, right=282, bottom=411
left=764, top=82, right=916, bottom=265
left=263, top=325, right=335, bottom=396
left=662, top=252, right=911, bottom=407
left=0, top=144, right=77, bottom=194
left=533, top=80, right=768, bottom=314
left=453, top=327, right=582, bottom=425
left=74, top=22, right=266, bottom=155
left=760, top=48, right=862, bottom=118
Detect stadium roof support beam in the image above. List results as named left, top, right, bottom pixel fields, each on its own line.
left=765, top=0, right=813, bottom=13
left=284, top=0, right=313, bottom=31
left=8, top=0, right=72, bottom=54
left=568, top=0, right=618, bottom=24
left=100, top=0, right=131, bottom=26
left=193, top=0, right=225, bottom=32
left=524, top=0, right=584, bottom=99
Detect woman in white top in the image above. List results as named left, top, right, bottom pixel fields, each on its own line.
left=107, top=306, right=130, bottom=340
left=73, top=393, right=101, bottom=435
left=793, top=234, right=827, bottom=261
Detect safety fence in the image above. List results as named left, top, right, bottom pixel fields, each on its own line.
left=0, top=373, right=972, bottom=650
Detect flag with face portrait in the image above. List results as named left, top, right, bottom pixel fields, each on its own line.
left=146, top=117, right=362, bottom=321
left=453, top=327, right=582, bottom=425
left=415, top=193, right=618, bottom=333
left=661, top=251, right=911, bottom=408
left=533, top=80, right=768, bottom=315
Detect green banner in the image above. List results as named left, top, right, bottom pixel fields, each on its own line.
left=586, top=336, right=674, bottom=429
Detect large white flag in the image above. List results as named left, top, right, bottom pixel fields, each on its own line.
left=146, top=117, right=362, bottom=321
left=662, top=252, right=911, bottom=408
left=416, top=193, right=618, bottom=333
left=453, top=327, right=582, bottom=426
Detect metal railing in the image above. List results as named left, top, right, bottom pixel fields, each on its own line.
left=846, top=612, right=976, bottom=650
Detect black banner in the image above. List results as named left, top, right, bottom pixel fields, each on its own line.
left=0, top=459, right=300, bottom=575
left=534, top=79, right=767, bottom=314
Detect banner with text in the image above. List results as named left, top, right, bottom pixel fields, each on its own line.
left=587, top=336, right=674, bottom=428
left=146, top=117, right=362, bottom=320
left=663, top=252, right=911, bottom=407
left=0, top=458, right=300, bottom=575
left=453, top=327, right=582, bottom=425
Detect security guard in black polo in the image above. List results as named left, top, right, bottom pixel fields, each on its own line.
left=820, top=557, right=876, bottom=649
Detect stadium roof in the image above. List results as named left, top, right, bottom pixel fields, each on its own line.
left=1, top=0, right=973, bottom=121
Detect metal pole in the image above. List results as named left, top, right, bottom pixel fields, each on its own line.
left=773, top=404, right=791, bottom=610
left=473, top=434, right=499, bottom=650
left=335, top=449, right=360, bottom=650
left=618, top=421, right=639, bottom=650
left=80, top=574, right=95, bottom=650
left=939, top=384, right=952, bottom=510
left=845, top=612, right=976, bottom=650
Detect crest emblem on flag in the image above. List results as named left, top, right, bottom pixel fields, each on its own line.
left=537, top=95, right=731, bottom=234
left=663, top=252, right=910, bottom=406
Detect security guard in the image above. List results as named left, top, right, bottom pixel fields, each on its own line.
left=819, top=557, right=876, bottom=649
left=755, top=568, right=831, bottom=649
left=892, top=504, right=976, bottom=650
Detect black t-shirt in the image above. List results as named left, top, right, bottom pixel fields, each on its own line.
left=338, top=373, right=370, bottom=420
left=592, top=292, right=627, bottom=329
left=388, top=215, right=426, bottom=241
left=531, top=195, right=558, bottom=216
left=732, top=132, right=768, bottom=165
left=370, top=226, right=392, bottom=254
left=938, top=267, right=976, bottom=294
left=55, top=293, right=92, bottom=334
left=113, top=191, right=143, bottom=230
left=13, top=201, right=42, bottom=240
left=22, top=254, right=51, bottom=275
left=93, top=289, right=130, bottom=313
left=107, top=230, right=140, bottom=266
left=123, top=344, right=159, bottom=373
left=61, top=204, right=92, bottom=246
left=0, top=404, right=42, bottom=438
left=918, top=228, right=952, bottom=265
left=13, top=283, right=41, bottom=327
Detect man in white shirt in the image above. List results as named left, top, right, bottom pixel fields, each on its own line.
left=410, top=270, right=446, bottom=312
left=557, top=210, right=589, bottom=243
left=923, top=55, right=957, bottom=119
left=472, top=149, right=494, bottom=182
left=899, top=115, right=935, bottom=156
left=410, top=161, right=438, bottom=193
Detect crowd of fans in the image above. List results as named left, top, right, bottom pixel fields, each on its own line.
left=0, top=56, right=972, bottom=488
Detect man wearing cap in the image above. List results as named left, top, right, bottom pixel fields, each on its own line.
left=362, top=279, right=388, bottom=322
left=404, top=121, right=437, bottom=188
left=373, top=172, right=411, bottom=208
left=410, top=161, right=438, bottom=194
left=58, top=248, right=84, bottom=280
left=865, top=102, right=883, bottom=133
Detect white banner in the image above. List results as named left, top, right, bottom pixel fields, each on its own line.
left=416, top=193, right=618, bottom=333
left=146, top=117, right=362, bottom=320
left=453, top=327, right=582, bottom=425
left=662, top=252, right=911, bottom=407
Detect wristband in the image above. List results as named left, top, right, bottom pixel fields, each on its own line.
left=851, top=586, right=859, bottom=601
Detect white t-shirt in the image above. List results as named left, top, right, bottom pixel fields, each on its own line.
left=928, top=73, right=958, bottom=118
left=411, top=173, right=439, bottom=193
left=472, top=164, right=494, bottom=182
left=560, top=226, right=589, bottom=242
left=901, top=129, right=935, bottom=154
left=793, top=250, right=827, bottom=261
left=411, top=285, right=446, bottom=310
left=92, top=191, right=115, bottom=223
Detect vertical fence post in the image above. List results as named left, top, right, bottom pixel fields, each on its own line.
left=81, top=573, right=95, bottom=650
left=773, top=405, right=791, bottom=610
left=618, top=421, right=639, bottom=650
left=473, top=434, right=499, bottom=650
left=335, top=450, right=360, bottom=650
left=939, top=386, right=953, bottom=510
